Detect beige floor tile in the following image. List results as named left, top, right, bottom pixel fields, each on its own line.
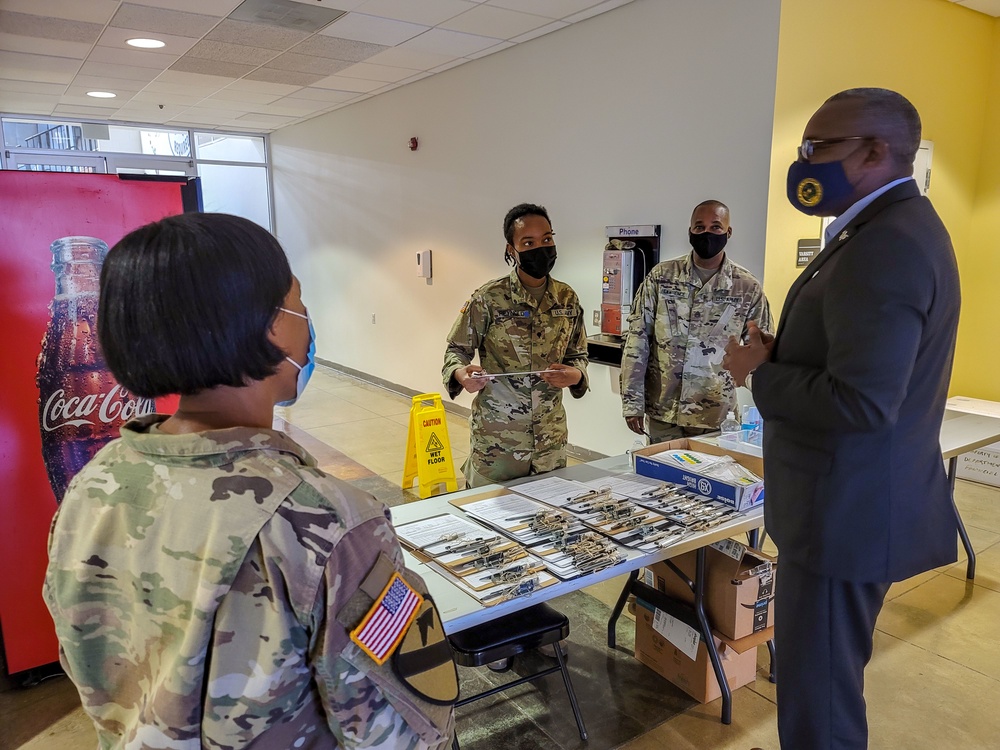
left=943, top=537, right=1000, bottom=593
left=955, top=479, right=1000, bottom=534
left=18, top=707, right=94, bottom=750
left=329, top=384, right=412, bottom=417
left=617, top=682, right=778, bottom=750
left=306, top=417, right=409, bottom=456
left=876, top=572, right=1000, bottom=681
left=307, top=368, right=356, bottom=391
left=865, top=630, right=1000, bottom=748
left=348, top=448, right=407, bottom=475
left=885, top=568, right=942, bottom=602
left=278, top=394, right=376, bottom=430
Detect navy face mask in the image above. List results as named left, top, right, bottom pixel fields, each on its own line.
left=786, top=160, right=855, bottom=216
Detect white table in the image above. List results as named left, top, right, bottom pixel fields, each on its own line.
left=941, top=404, right=1000, bottom=578
left=391, top=453, right=765, bottom=726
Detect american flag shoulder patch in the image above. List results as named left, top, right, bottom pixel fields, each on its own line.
left=351, top=571, right=424, bottom=665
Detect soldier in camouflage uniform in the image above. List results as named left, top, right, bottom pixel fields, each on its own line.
left=621, top=201, right=772, bottom=442
left=443, top=203, right=589, bottom=486
left=44, top=213, right=456, bottom=750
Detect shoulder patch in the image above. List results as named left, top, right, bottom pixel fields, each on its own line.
left=350, top=570, right=423, bottom=665
left=392, top=596, right=459, bottom=705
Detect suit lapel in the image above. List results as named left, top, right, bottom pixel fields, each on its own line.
left=773, top=180, right=921, bottom=349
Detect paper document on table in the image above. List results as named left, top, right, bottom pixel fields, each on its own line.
left=645, top=449, right=727, bottom=468
left=510, top=475, right=594, bottom=507
left=396, top=514, right=494, bottom=553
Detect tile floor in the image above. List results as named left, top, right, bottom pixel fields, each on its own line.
left=4, top=364, right=1000, bottom=749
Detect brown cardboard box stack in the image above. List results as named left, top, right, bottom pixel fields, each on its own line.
left=633, top=538, right=776, bottom=702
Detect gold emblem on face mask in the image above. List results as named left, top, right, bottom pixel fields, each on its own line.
left=796, top=178, right=823, bottom=207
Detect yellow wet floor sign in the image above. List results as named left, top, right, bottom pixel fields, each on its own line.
left=403, top=393, right=458, bottom=498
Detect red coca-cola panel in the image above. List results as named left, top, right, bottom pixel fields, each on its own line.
left=0, top=172, right=183, bottom=674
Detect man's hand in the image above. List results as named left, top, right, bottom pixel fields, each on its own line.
left=455, top=365, right=489, bottom=393
left=540, top=363, right=582, bottom=389
left=625, top=416, right=646, bottom=435
left=722, top=321, right=773, bottom=386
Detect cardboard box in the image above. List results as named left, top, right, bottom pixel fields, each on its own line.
left=633, top=438, right=764, bottom=511
left=644, top=539, right=776, bottom=640
left=633, top=598, right=763, bottom=703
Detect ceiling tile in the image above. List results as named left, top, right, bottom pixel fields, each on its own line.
left=509, top=20, right=568, bottom=43
left=142, top=81, right=225, bottom=97
left=282, top=86, right=359, bottom=102
left=429, top=58, right=469, bottom=74
left=310, top=74, right=384, bottom=92
left=96, top=27, right=200, bottom=57
left=53, top=103, right=121, bottom=116
left=174, top=107, right=242, bottom=124
left=320, top=12, right=429, bottom=47
left=398, top=28, right=501, bottom=57
left=364, top=46, right=457, bottom=70
left=0, top=51, right=80, bottom=84
left=70, top=75, right=145, bottom=93
left=196, top=96, right=265, bottom=111
left=114, top=103, right=189, bottom=120
left=225, top=78, right=303, bottom=94
left=169, top=57, right=256, bottom=78
left=563, top=0, right=633, bottom=23
left=0, top=11, right=104, bottom=44
left=465, top=40, right=515, bottom=59
left=185, top=39, right=281, bottom=66
left=290, top=35, right=388, bottom=62
left=356, top=0, right=478, bottom=26
left=228, top=0, right=347, bottom=32
left=0, top=92, right=61, bottom=112
left=126, top=0, right=245, bottom=16
left=206, top=88, right=284, bottom=104
left=334, top=62, right=419, bottom=82
left=439, top=5, right=549, bottom=38
left=205, top=19, right=311, bottom=51
left=269, top=52, right=352, bottom=76
left=0, top=0, right=119, bottom=25
left=288, top=0, right=371, bottom=10
left=253, top=99, right=325, bottom=116
left=152, top=70, right=239, bottom=88
left=244, top=67, right=326, bottom=86
left=133, top=90, right=207, bottom=106
left=0, top=32, right=93, bottom=60
left=486, top=0, right=606, bottom=18
left=235, top=112, right=297, bottom=125
left=61, top=92, right=137, bottom=108
left=0, top=79, right=67, bottom=96
left=110, top=4, right=222, bottom=38
left=88, top=46, right=180, bottom=69
left=78, top=61, right=162, bottom=83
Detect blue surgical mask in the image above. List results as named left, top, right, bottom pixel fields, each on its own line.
left=786, top=159, right=854, bottom=216
left=276, top=307, right=315, bottom=407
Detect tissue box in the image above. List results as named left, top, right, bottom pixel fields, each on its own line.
left=633, top=438, right=764, bottom=511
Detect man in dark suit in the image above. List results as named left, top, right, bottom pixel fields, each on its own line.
left=724, top=88, right=961, bottom=749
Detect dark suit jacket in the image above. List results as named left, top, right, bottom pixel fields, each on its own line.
left=754, top=180, right=961, bottom=582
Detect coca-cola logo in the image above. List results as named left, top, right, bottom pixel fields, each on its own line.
left=42, top=384, right=153, bottom=432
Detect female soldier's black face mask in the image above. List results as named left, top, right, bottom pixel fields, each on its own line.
left=516, top=246, right=557, bottom=279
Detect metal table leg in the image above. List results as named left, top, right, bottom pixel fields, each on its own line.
left=694, top=546, right=732, bottom=725
left=766, top=639, right=776, bottom=683
left=607, top=569, right=639, bottom=649
left=949, top=457, right=976, bottom=579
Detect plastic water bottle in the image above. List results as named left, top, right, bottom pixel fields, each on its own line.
left=720, top=411, right=740, bottom=436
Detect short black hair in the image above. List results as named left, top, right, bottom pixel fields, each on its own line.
left=826, top=88, right=921, bottom=166
left=691, top=200, right=730, bottom=220
left=98, top=213, right=293, bottom=398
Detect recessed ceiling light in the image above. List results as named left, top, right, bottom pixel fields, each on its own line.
left=87, top=91, right=117, bottom=99
left=126, top=38, right=165, bottom=48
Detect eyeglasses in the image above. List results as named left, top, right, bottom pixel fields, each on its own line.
left=798, top=136, right=873, bottom=161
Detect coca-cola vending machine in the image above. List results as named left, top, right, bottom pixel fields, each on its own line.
left=0, top=171, right=196, bottom=676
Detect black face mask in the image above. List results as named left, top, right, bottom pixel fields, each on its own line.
left=689, top=231, right=728, bottom=260
left=516, top=245, right=557, bottom=279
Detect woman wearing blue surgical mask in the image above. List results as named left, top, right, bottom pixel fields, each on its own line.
left=44, top=213, right=457, bottom=750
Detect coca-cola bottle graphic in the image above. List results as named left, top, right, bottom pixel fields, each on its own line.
left=36, top=236, right=155, bottom=502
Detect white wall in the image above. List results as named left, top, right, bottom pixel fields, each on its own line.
left=270, top=0, right=781, bottom=457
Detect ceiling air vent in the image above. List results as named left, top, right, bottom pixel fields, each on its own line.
left=228, top=0, right=346, bottom=33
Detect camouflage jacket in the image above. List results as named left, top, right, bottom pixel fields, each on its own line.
left=44, top=415, right=455, bottom=750
left=443, top=270, right=589, bottom=483
left=621, top=253, right=772, bottom=428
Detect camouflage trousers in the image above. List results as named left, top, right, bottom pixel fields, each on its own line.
left=647, top=419, right=715, bottom=444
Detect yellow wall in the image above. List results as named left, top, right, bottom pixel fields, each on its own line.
left=764, top=0, right=999, bottom=399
